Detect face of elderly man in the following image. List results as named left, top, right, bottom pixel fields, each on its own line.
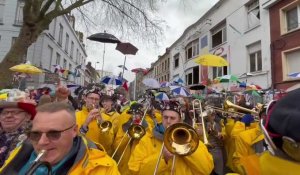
left=0, top=107, right=31, bottom=132
left=29, top=109, right=77, bottom=166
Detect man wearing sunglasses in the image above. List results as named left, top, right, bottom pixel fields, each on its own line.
left=0, top=102, right=120, bottom=174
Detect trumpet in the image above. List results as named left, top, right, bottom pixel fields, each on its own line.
left=93, top=105, right=113, bottom=133
left=25, top=150, right=52, bottom=175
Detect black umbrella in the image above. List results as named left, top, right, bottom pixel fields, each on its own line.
left=87, top=32, right=120, bottom=43
left=87, top=31, right=120, bottom=78
left=189, top=84, right=206, bottom=90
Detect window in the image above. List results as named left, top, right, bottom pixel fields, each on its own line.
left=47, top=46, right=53, bottom=70
left=286, top=7, right=298, bottom=31
left=63, top=59, right=67, bottom=69
left=247, top=42, right=262, bottom=72
left=58, top=24, right=63, bottom=46
left=284, top=49, right=300, bottom=78
left=15, top=0, right=24, bottom=25
left=167, top=58, right=170, bottom=69
left=11, top=37, right=17, bottom=47
left=0, top=0, right=5, bottom=24
left=70, top=41, right=74, bottom=58
left=65, top=33, right=69, bottom=53
left=201, top=35, right=208, bottom=48
left=162, top=62, right=164, bottom=72
left=247, top=0, right=260, bottom=29
left=185, top=39, right=199, bottom=60
left=174, top=53, right=179, bottom=68
left=185, top=66, right=199, bottom=85
left=69, top=63, right=72, bottom=71
left=212, top=56, right=228, bottom=79
left=56, top=53, right=61, bottom=65
left=211, top=23, right=227, bottom=48
left=76, top=49, right=79, bottom=63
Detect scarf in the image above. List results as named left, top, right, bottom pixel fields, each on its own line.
left=0, top=121, right=31, bottom=167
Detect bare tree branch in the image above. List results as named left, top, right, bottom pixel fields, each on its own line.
left=40, top=0, right=55, bottom=17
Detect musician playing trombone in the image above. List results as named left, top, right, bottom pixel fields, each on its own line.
left=128, top=100, right=214, bottom=175
left=76, top=85, right=115, bottom=155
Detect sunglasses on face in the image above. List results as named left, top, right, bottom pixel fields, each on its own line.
left=27, top=124, right=75, bottom=142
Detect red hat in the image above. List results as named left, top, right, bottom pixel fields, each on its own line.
left=0, top=101, right=36, bottom=120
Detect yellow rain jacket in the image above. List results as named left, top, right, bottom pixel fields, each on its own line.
left=232, top=124, right=264, bottom=174
left=76, top=106, right=115, bottom=155
left=0, top=136, right=120, bottom=175
left=237, top=151, right=300, bottom=175
left=128, top=132, right=214, bottom=175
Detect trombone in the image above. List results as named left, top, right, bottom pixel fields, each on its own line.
left=111, top=103, right=149, bottom=165
left=153, top=99, right=207, bottom=175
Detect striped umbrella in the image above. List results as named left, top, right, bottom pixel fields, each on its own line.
left=154, top=92, right=169, bottom=101
left=160, top=81, right=173, bottom=88
left=101, top=75, right=123, bottom=85
left=288, top=72, right=300, bottom=78
left=170, top=86, right=190, bottom=97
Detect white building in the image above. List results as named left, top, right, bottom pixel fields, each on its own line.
left=0, top=0, right=87, bottom=87
left=169, top=0, right=272, bottom=89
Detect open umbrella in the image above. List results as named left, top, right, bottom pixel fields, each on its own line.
left=87, top=31, right=120, bottom=79
left=172, top=77, right=185, bottom=85
left=189, top=84, right=206, bottom=90
left=288, top=72, right=300, bottom=78
left=142, top=78, right=160, bottom=88
left=170, top=86, right=190, bottom=97
left=154, top=92, right=169, bottom=101
left=160, top=81, right=173, bottom=88
left=219, top=75, right=240, bottom=83
left=194, top=54, right=229, bottom=67
left=101, top=75, right=123, bottom=86
left=116, top=42, right=138, bottom=80
left=10, top=62, right=43, bottom=74
left=87, top=32, right=120, bottom=43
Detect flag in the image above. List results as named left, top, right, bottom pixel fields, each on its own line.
left=76, top=64, right=86, bottom=71
left=122, top=81, right=128, bottom=91
left=72, top=68, right=81, bottom=77
left=53, top=65, right=62, bottom=73
left=63, top=70, right=69, bottom=77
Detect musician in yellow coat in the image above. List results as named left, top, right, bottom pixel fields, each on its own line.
left=128, top=101, right=214, bottom=175
left=76, top=85, right=115, bottom=155
left=240, top=89, right=300, bottom=174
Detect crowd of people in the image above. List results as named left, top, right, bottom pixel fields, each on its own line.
left=0, top=82, right=299, bottom=175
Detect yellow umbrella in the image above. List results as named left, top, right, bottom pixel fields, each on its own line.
left=10, top=62, right=43, bottom=74
left=194, top=54, right=229, bottom=67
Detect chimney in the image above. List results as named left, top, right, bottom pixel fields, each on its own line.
left=67, top=14, right=75, bottom=29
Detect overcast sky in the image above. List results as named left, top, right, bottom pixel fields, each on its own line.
left=84, top=0, right=219, bottom=82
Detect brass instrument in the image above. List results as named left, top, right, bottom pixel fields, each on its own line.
left=25, top=150, right=52, bottom=175
left=111, top=104, right=148, bottom=165
left=94, top=106, right=113, bottom=133
left=154, top=99, right=207, bottom=175
left=153, top=123, right=200, bottom=175
left=205, top=105, right=246, bottom=116
left=192, top=99, right=210, bottom=146
left=224, top=100, right=259, bottom=115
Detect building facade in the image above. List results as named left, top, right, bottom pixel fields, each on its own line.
left=153, top=48, right=170, bottom=83
left=263, top=0, right=300, bottom=91
left=168, top=0, right=272, bottom=89
left=0, top=0, right=88, bottom=87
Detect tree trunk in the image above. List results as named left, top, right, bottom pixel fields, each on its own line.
left=0, top=22, right=46, bottom=88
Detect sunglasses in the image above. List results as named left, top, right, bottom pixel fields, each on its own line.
left=27, top=124, right=75, bottom=142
